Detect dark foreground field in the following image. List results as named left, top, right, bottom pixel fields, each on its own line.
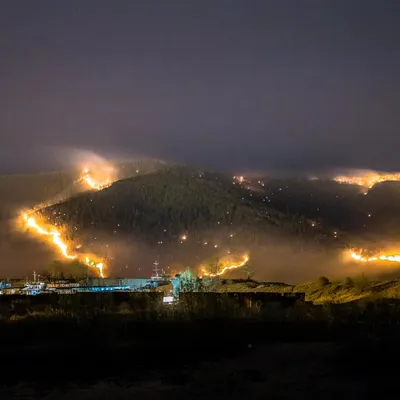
left=1, top=295, right=399, bottom=399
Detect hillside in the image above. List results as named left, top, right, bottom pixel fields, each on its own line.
left=0, top=170, right=76, bottom=218
left=38, top=166, right=334, bottom=243
left=0, top=159, right=169, bottom=276
left=215, top=276, right=400, bottom=304
left=0, top=159, right=167, bottom=219
left=20, top=164, right=400, bottom=246
left=29, top=165, right=353, bottom=280
left=240, top=176, right=400, bottom=242
left=7, top=162, right=400, bottom=279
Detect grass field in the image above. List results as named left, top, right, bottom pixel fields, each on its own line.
left=0, top=291, right=399, bottom=398
left=216, top=275, right=400, bottom=303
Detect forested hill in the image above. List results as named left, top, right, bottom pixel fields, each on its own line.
left=249, top=177, right=400, bottom=240
left=34, top=164, right=400, bottom=247
left=38, top=165, right=324, bottom=243
left=0, top=159, right=167, bottom=219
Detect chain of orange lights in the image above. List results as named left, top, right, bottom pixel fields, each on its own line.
left=200, top=255, right=249, bottom=277
left=334, top=171, right=400, bottom=193
left=21, top=168, right=111, bottom=277
left=80, top=168, right=112, bottom=190
left=349, top=249, right=400, bottom=264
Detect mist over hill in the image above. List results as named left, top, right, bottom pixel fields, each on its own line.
left=2, top=159, right=400, bottom=280
left=40, top=166, right=285, bottom=238
left=33, top=165, right=347, bottom=281
left=0, top=159, right=168, bottom=276
left=0, top=159, right=167, bottom=219
left=252, top=177, right=400, bottom=242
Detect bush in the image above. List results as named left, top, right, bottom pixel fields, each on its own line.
left=316, top=276, right=330, bottom=287
left=344, top=277, right=354, bottom=288
left=354, top=274, right=370, bottom=293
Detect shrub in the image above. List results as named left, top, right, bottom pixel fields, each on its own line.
left=316, top=276, right=330, bottom=287
left=344, top=277, right=354, bottom=288
left=354, top=274, right=370, bottom=293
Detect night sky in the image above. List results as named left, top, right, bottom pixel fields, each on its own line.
left=1, top=1, right=399, bottom=173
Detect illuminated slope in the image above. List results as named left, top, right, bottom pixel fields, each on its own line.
left=242, top=174, right=400, bottom=239
left=0, top=159, right=168, bottom=215
left=333, top=170, right=400, bottom=193
left=33, top=165, right=400, bottom=278
left=23, top=213, right=105, bottom=277
left=0, top=159, right=171, bottom=277
left=38, top=166, right=289, bottom=241
left=21, top=168, right=114, bottom=277
left=200, top=255, right=249, bottom=277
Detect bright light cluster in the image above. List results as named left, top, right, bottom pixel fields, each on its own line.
left=334, top=171, right=400, bottom=192
left=24, top=214, right=76, bottom=260
left=81, top=168, right=112, bottom=190
left=19, top=166, right=115, bottom=278
left=22, top=213, right=105, bottom=277
left=200, top=254, right=249, bottom=277
left=349, top=249, right=400, bottom=264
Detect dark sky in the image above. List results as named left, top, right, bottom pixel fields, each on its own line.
left=1, top=0, right=400, bottom=173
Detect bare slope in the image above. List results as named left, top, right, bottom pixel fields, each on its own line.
left=215, top=277, right=400, bottom=304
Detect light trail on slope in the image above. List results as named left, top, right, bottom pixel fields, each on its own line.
left=19, top=167, right=117, bottom=278
left=80, top=168, right=112, bottom=190
left=200, top=255, right=249, bottom=277
left=349, top=249, right=400, bottom=264
left=85, top=256, right=104, bottom=278
left=22, top=213, right=105, bottom=277
left=24, top=214, right=77, bottom=260
left=333, top=171, right=400, bottom=193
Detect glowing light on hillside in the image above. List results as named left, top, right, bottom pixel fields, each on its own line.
left=24, top=214, right=76, bottom=260
left=348, top=249, right=400, bottom=264
left=201, top=255, right=249, bottom=277
left=333, top=170, right=400, bottom=192
left=81, top=168, right=112, bottom=190
left=18, top=164, right=117, bottom=278
left=22, top=213, right=106, bottom=277
left=85, top=256, right=104, bottom=278
left=233, top=175, right=244, bottom=184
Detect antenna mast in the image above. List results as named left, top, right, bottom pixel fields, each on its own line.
left=152, top=260, right=160, bottom=278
